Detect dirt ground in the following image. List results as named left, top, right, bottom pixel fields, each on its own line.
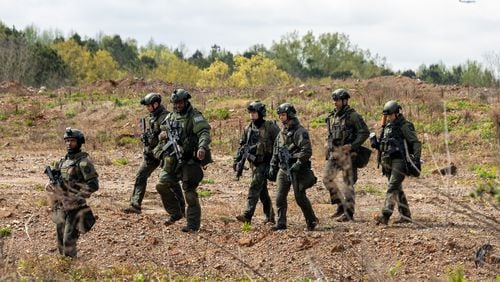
left=0, top=76, right=499, bottom=280
left=0, top=146, right=498, bottom=281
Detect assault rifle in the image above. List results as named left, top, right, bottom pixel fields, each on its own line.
left=44, top=166, right=63, bottom=187
left=235, top=145, right=256, bottom=180
left=44, top=166, right=81, bottom=211
left=278, top=146, right=294, bottom=183
left=235, top=126, right=256, bottom=180
left=140, top=117, right=149, bottom=146
left=160, top=118, right=184, bottom=164
left=370, top=115, right=387, bottom=169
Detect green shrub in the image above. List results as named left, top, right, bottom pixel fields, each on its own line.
left=0, top=111, right=8, bottom=121
left=205, top=108, right=230, bottom=120
left=241, top=222, right=251, bottom=232
left=24, top=119, right=34, bottom=127
left=0, top=225, right=12, bottom=237
left=310, top=114, right=327, bottom=128
left=65, top=108, right=77, bottom=118
left=112, top=158, right=129, bottom=166
left=201, top=178, right=215, bottom=184
left=445, top=265, right=467, bottom=282
left=117, top=136, right=139, bottom=146
left=197, top=189, right=212, bottom=198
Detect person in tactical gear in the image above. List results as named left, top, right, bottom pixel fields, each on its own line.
left=323, top=88, right=369, bottom=222
left=123, top=93, right=185, bottom=214
left=233, top=101, right=279, bottom=224
left=268, top=103, right=318, bottom=231
left=44, top=128, right=99, bottom=258
left=154, top=89, right=212, bottom=232
left=372, top=100, right=421, bottom=225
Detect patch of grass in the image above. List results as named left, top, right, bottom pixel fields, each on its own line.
left=96, top=130, right=112, bottom=143
left=34, top=184, right=45, bottom=191
left=112, top=158, right=129, bottom=166
left=479, top=122, right=494, bottom=139
left=205, top=108, right=230, bottom=120
left=112, top=113, right=128, bottom=122
left=471, top=164, right=497, bottom=180
left=201, top=178, right=215, bottom=184
left=357, top=184, right=385, bottom=196
left=35, top=198, right=48, bottom=207
left=387, top=261, right=402, bottom=278
left=0, top=225, right=12, bottom=237
left=117, top=136, right=139, bottom=146
left=197, top=189, right=213, bottom=198
left=241, top=222, right=252, bottom=232
left=310, top=114, right=328, bottom=128
left=65, top=108, right=77, bottom=118
left=24, top=119, right=34, bottom=127
left=445, top=264, right=468, bottom=282
left=0, top=111, right=8, bottom=121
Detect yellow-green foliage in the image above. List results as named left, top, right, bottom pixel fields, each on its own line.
left=229, top=54, right=291, bottom=88
left=197, top=189, right=213, bottom=198
left=241, top=222, right=251, bottom=232
left=54, top=40, right=122, bottom=84
left=112, top=158, right=129, bottom=166
left=197, top=59, right=230, bottom=88
left=0, top=225, right=12, bottom=237
left=204, top=108, right=230, bottom=120
left=142, top=49, right=201, bottom=85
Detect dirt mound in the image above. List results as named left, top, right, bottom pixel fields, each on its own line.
left=0, top=80, right=36, bottom=96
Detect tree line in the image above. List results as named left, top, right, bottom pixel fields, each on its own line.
left=0, top=21, right=497, bottom=89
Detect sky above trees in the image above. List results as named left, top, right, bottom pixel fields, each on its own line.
left=1, top=0, right=499, bottom=71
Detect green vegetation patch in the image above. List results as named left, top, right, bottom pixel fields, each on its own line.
left=205, top=108, right=230, bottom=120
left=197, top=189, right=213, bottom=198
left=112, top=158, right=129, bottom=166
left=0, top=225, right=12, bottom=237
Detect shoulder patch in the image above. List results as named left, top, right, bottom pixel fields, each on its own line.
left=193, top=115, right=204, bottom=123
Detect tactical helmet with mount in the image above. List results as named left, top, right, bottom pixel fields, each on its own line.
left=140, top=92, right=162, bottom=105
left=170, top=89, right=191, bottom=103
left=331, top=88, right=351, bottom=100
left=277, top=103, right=297, bottom=118
left=247, top=100, right=266, bottom=117
left=63, top=127, right=85, bottom=145
left=383, top=100, right=402, bottom=115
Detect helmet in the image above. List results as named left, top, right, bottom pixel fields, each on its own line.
left=140, top=92, right=161, bottom=105
left=170, top=89, right=191, bottom=103
left=383, top=100, right=402, bottom=115
left=331, top=88, right=350, bottom=100
left=247, top=100, right=266, bottom=117
left=63, top=127, right=85, bottom=145
left=277, top=103, right=296, bottom=119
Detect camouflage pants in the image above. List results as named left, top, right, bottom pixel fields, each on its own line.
left=52, top=207, right=80, bottom=258
left=322, top=153, right=358, bottom=217
left=157, top=159, right=202, bottom=230
left=130, top=153, right=160, bottom=207
left=275, top=169, right=317, bottom=228
left=381, top=159, right=411, bottom=219
left=242, top=162, right=274, bottom=221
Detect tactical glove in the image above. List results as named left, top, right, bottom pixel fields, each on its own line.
left=290, top=161, right=302, bottom=172
left=267, top=166, right=278, bottom=182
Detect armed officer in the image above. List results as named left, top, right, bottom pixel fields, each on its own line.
left=123, top=93, right=184, bottom=214
left=268, top=103, right=318, bottom=231
left=372, top=101, right=421, bottom=225
left=233, top=101, right=279, bottom=224
left=323, top=88, right=369, bottom=222
left=154, top=89, right=212, bottom=232
left=45, top=128, right=99, bottom=258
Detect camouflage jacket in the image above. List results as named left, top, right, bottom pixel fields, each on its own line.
left=144, top=105, right=169, bottom=154
left=157, top=103, right=211, bottom=161
left=380, top=114, right=421, bottom=160
left=235, top=119, right=280, bottom=163
left=270, top=118, right=312, bottom=170
left=52, top=151, right=99, bottom=210
left=326, top=105, right=369, bottom=151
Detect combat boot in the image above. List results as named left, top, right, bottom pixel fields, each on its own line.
left=164, top=214, right=183, bottom=226
left=375, top=214, right=389, bottom=225
left=181, top=225, right=199, bottom=233
left=236, top=214, right=251, bottom=223
left=394, top=216, right=412, bottom=224
left=271, top=224, right=287, bottom=231
left=332, top=205, right=345, bottom=218
left=306, top=217, right=319, bottom=231
left=123, top=205, right=141, bottom=214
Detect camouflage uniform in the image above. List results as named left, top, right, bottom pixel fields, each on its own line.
left=234, top=118, right=279, bottom=223
left=323, top=104, right=369, bottom=220
left=127, top=104, right=186, bottom=211
left=269, top=113, right=318, bottom=231
left=48, top=129, right=99, bottom=258
left=155, top=93, right=211, bottom=232
left=378, top=114, right=421, bottom=223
